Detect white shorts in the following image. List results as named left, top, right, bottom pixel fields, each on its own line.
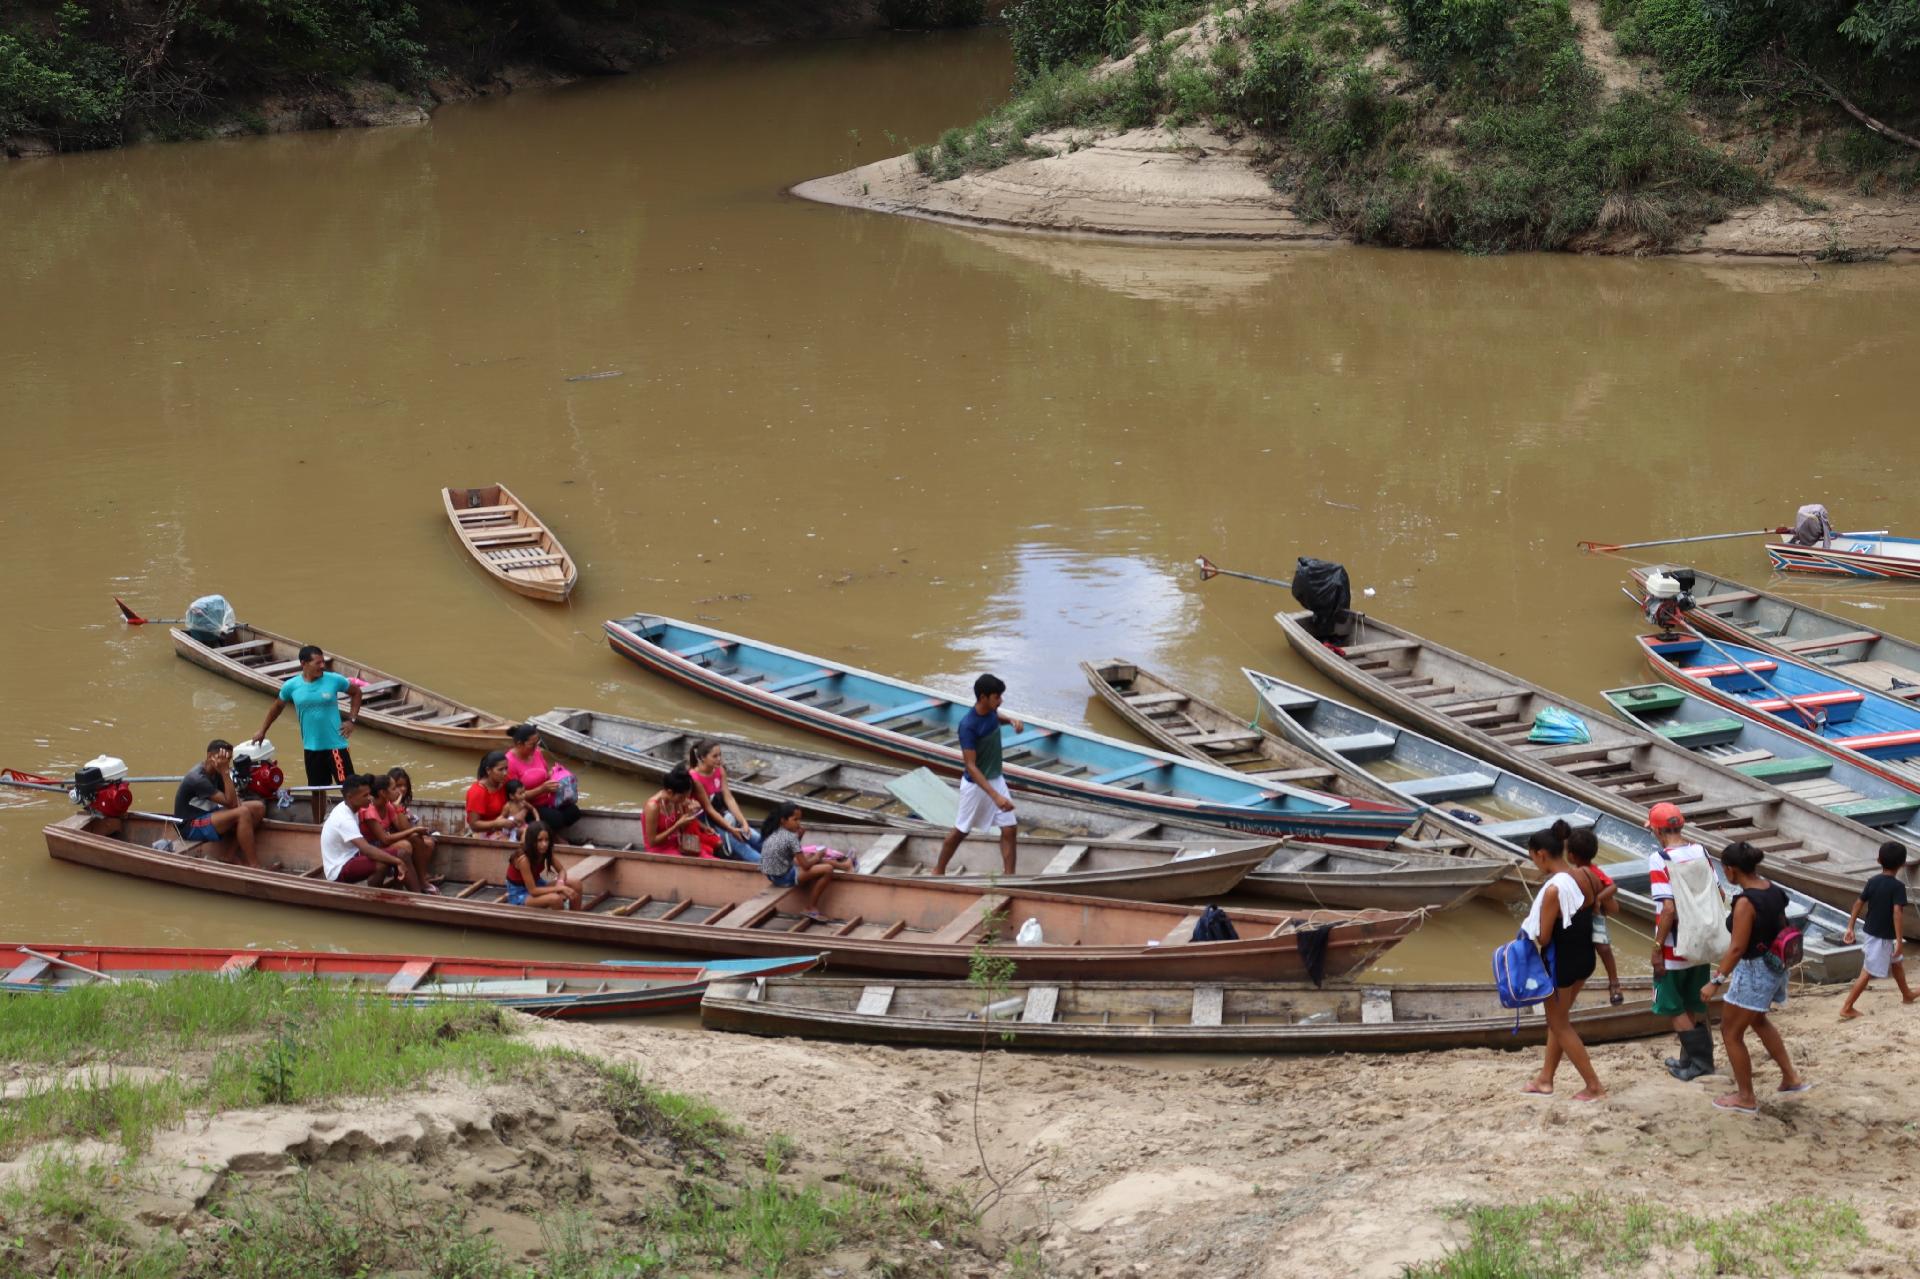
left=1862, top=933, right=1902, bottom=980
left=954, top=777, right=1016, bottom=832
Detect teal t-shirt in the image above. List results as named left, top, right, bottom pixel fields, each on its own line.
left=279, top=671, right=352, bottom=750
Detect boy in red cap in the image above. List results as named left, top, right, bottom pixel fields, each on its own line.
left=1647, top=801, right=1717, bottom=1081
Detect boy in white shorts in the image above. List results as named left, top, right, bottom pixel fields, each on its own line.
left=933, top=674, right=1024, bottom=876
left=1840, top=840, right=1917, bottom=1019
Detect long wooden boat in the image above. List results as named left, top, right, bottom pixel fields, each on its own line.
left=442, top=483, right=578, bottom=602
left=603, top=614, right=1419, bottom=846
left=172, top=623, right=511, bottom=751
left=1079, top=658, right=1521, bottom=904
left=1638, top=634, right=1920, bottom=793
left=701, top=976, right=1698, bottom=1053
left=1629, top=564, right=1920, bottom=701
left=530, top=708, right=1239, bottom=845
left=1604, top=681, right=1920, bottom=836
left=1766, top=533, right=1920, bottom=581
left=46, top=815, right=1420, bottom=981
left=362, top=798, right=1280, bottom=903
left=0, top=942, right=813, bottom=1019
left=1245, top=667, right=1868, bottom=976
left=1241, top=842, right=1510, bottom=912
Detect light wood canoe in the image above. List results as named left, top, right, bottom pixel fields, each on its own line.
left=172, top=623, right=512, bottom=751
left=442, top=483, right=577, bottom=602
left=45, top=815, right=1421, bottom=981
left=1246, top=668, right=1865, bottom=982
left=1245, top=842, right=1511, bottom=912
left=1080, top=658, right=1521, bottom=904
left=1630, top=564, right=1920, bottom=701
left=1275, top=605, right=1917, bottom=935
left=369, top=799, right=1282, bottom=903
left=0, top=942, right=814, bottom=1019
left=700, top=976, right=1699, bottom=1053
left=530, top=708, right=1247, bottom=844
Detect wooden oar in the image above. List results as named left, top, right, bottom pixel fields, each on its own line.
left=114, top=598, right=184, bottom=626
left=1579, top=528, right=1888, bottom=554
left=13, top=946, right=144, bottom=987
left=1195, top=556, right=1291, bottom=589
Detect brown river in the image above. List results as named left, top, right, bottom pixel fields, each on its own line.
left=3, top=28, right=1918, bottom=982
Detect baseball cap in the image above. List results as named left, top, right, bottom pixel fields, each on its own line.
left=1646, top=802, right=1687, bottom=832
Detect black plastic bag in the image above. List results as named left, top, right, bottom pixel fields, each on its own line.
left=1291, top=558, right=1351, bottom=640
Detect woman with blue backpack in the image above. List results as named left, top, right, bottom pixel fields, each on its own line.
left=1518, top=821, right=1606, bottom=1102
left=1701, top=842, right=1810, bottom=1114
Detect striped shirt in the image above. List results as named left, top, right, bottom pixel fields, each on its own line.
left=1648, top=843, right=1709, bottom=968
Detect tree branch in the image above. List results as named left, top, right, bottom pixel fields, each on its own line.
left=1782, top=41, right=1920, bottom=153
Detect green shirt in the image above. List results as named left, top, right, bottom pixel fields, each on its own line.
left=957, top=708, right=1003, bottom=781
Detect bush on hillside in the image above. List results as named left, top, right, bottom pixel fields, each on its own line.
left=880, top=0, right=988, bottom=28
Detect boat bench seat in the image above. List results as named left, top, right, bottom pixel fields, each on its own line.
left=559, top=855, right=615, bottom=886
left=1089, top=760, right=1168, bottom=787
left=356, top=680, right=400, bottom=700
left=500, top=556, right=566, bottom=571
left=421, top=711, right=479, bottom=727
left=1749, top=690, right=1863, bottom=714
left=1338, top=640, right=1417, bottom=658
left=217, top=639, right=274, bottom=657
left=1834, top=729, right=1920, bottom=753
left=1696, top=591, right=1759, bottom=607
left=764, top=669, right=837, bottom=694
left=861, top=697, right=945, bottom=725
left=1686, top=660, right=1780, bottom=678
left=1612, top=685, right=1687, bottom=713
left=1655, top=717, right=1747, bottom=747
left=257, top=659, right=303, bottom=677
left=1393, top=772, right=1497, bottom=802
left=927, top=893, right=1009, bottom=945
left=673, top=639, right=735, bottom=662
left=1829, top=796, right=1920, bottom=825
left=3, top=956, right=52, bottom=987
left=1318, top=732, right=1398, bottom=762
left=1478, top=814, right=1597, bottom=842
left=1125, top=692, right=1190, bottom=709
left=1182, top=730, right=1263, bottom=751
left=1781, top=631, right=1879, bottom=652
left=1734, top=756, right=1833, bottom=782
left=1252, top=681, right=1321, bottom=715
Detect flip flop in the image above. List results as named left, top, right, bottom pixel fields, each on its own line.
left=1712, top=1097, right=1759, bottom=1114
left=1778, top=1081, right=1815, bottom=1095
left=1609, top=991, right=1625, bottom=1006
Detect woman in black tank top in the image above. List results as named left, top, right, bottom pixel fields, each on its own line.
left=1701, top=843, right=1808, bottom=1113
left=1520, top=821, right=1605, bottom=1103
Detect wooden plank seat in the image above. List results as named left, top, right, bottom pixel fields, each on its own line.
left=1781, top=631, right=1880, bottom=652
left=1089, top=760, right=1167, bottom=787
left=386, top=959, right=434, bottom=994
left=765, top=669, right=837, bottom=695
left=1039, top=845, right=1088, bottom=875
left=1655, top=717, right=1747, bottom=747
left=559, top=855, right=615, bottom=886
left=1123, top=692, right=1191, bottom=709
left=1684, top=660, right=1781, bottom=679
left=1190, top=985, right=1224, bottom=1027
left=1830, top=796, right=1920, bottom=824
left=1696, top=591, right=1759, bottom=607
left=1734, top=756, right=1833, bottom=782
left=1318, top=732, right=1398, bottom=761
left=467, top=529, right=540, bottom=545
left=355, top=680, right=400, bottom=700
left=4, top=955, right=52, bottom=986
left=256, top=659, right=303, bottom=677
left=421, top=711, right=480, bottom=727
left=927, top=893, right=1008, bottom=945
left=1834, top=729, right=1920, bottom=752
left=854, top=834, right=908, bottom=875
left=216, top=639, right=274, bottom=657
left=1392, top=772, right=1497, bottom=802
left=1478, top=813, right=1597, bottom=841
left=860, top=697, right=946, bottom=725
left=855, top=985, right=895, bottom=1016
left=1338, top=640, right=1418, bottom=657
left=1023, top=986, right=1061, bottom=1024
left=497, top=556, right=567, bottom=571
left=218, top=953, right=260, bottom=975
left=455, top=505, right=518, bottom=518
left=1747, top=690, right=1864, bottom=714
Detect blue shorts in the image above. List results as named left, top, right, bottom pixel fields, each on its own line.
left=183, top=815, right=222, bottom=843
left=505, top=876, right=551, bottom=906
left=767, top=866, right=796, bottom=888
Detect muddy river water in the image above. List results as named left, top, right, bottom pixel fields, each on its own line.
left=2, top=28, right=1917, bottom=981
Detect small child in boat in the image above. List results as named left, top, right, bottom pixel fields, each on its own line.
left=758, top=802, right=838, bottom=921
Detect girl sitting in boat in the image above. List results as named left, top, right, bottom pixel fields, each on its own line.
left=758, top=802, right=837, bottom=922
left=467, top=752, right=533, bottom=840
left=688, top=739, right=760, bottom=862
left=642, top=767, right=721, bottom=858
left=507, top=825, right=581, bottom=911
left=360, top=772, right=439, bottom=893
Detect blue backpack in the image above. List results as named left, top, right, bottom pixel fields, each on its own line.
left=1492, top=930, right=1556, bottom=1013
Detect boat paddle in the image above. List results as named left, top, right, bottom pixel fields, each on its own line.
left=114, top=598, right=184, bottom=626
left=1579, top=528, right=1888, bottom=554
left=1195, top=556, right=1291, bottom=589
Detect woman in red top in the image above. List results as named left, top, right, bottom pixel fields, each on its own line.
left=688, top=739, right=760, bottom=862
left=465, top=751, right=528, bottom=839
left=506, top=825, right=580, bottom=911
left=642, top=767, right=720, bottom=857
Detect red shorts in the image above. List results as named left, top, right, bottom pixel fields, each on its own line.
left=333, top=853, right=378, bottom=883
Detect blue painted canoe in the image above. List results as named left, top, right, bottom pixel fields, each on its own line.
left=1639, top=635, right=1920, bottom=794
left=603, top=614, right=1419, bottom=846
left=1766, top=534, right=1920, bottom=581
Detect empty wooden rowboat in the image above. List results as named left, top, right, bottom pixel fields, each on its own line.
left=366, top=798, right=1282, bottom=903
left=443, top=483, right=577, bottom=602
left=530, top=708, right=1247, bottom=845
left=700, top=976, right=1696, bottom=1053
left=172, top=622, right=511, bottom=751
left=603, top=613, right=1420, bottom=846
left=1080, top=657, right=1520, bottom=903
left=46, top=814, right=1421, bottom=981
left=1243, top=842, right=1511, bottom=912
left=1628, top=564, right=1920, bottom=701
left=0, top=942, right=814, bottom=1019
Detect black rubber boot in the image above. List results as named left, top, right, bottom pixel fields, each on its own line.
left=1667, top=1027, right=1715, bottom=1082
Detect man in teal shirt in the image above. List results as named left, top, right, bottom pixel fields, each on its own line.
left=252, top=644, right=362, bottom=788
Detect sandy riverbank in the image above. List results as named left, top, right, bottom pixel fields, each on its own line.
left=9, top=982, right=1918, bottom=1276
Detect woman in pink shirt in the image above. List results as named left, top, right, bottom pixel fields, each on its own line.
left=505, top=724, right=580, bottom=836
left=687, top=738, right=761, bottom=863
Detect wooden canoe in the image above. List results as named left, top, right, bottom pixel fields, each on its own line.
left=1629, top=564, right=1920, bottom=701
left=45, top=815, right=1421, bottom=982
left=172, top=623, right=512, bottom=751
left=1638, top=633, right=1920, bottom=794
left=531, top=708, right=1258, bottom=845
left=1604, top=681, right=1920, bottom=835
left=1243, top=842, right=1512, bottom=912
left=1274, top=605, right=1917, bottom=937
left=1245, top=668, right=1864, bottom=980
left=603, top=614, right=1420, bottom=846
left=1766, top=534, right=1920, bottom=581
left=701, top=976, right=1700, bottom=1053
left=0, top=942, right=814, bottom=1020
left=442, top=483, right=577, bottom=602
left=1080, top=657, right=1521, bottom=903
left=365, top=798, right=1282, bottom=903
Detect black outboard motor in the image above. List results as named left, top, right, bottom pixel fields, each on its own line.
left=1291, top=558, right=1352, bottom=641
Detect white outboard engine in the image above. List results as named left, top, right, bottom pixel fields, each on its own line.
left=71, top=755, right=133, bottom=819
left=232, top=738, right=288, bottom=808
left=1643, top=569, right=1697, bottom=637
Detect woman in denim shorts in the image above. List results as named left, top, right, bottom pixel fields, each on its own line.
left=1702, top=842, right=1810, bottom=1114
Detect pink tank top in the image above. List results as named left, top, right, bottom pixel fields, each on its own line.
left=505, top=747, right=552, bottom=807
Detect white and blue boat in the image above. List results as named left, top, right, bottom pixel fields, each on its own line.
left=603, top=614, right=1419, bottom=846
left=1243, top=668, right=1864, bottom=981
left=1639, top=634, right=1920, bottom=794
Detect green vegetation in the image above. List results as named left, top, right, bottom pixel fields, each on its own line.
left=1405, top=1192, right=1868, bottom=1279
left=882, top=0, right=989, bottom=29
left=0, top=974, right=980, bottom=1279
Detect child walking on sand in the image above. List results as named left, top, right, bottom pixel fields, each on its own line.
left=1565, top=827, right=1624, bottom=1005
left=1840, top=840, right=1917, bottom=1019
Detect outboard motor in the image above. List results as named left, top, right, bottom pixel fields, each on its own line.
left=183, top=594, right=240, bottom=647
left=71, top=755, right=133, bottom=819
left=1291, top=558, right=1353, bottom=642
left=1643, top=568, right=1697, bottom=639
left=232, top=738, right=286, bottom=807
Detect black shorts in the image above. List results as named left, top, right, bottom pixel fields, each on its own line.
left=303, top=748, right=354, bottom=789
